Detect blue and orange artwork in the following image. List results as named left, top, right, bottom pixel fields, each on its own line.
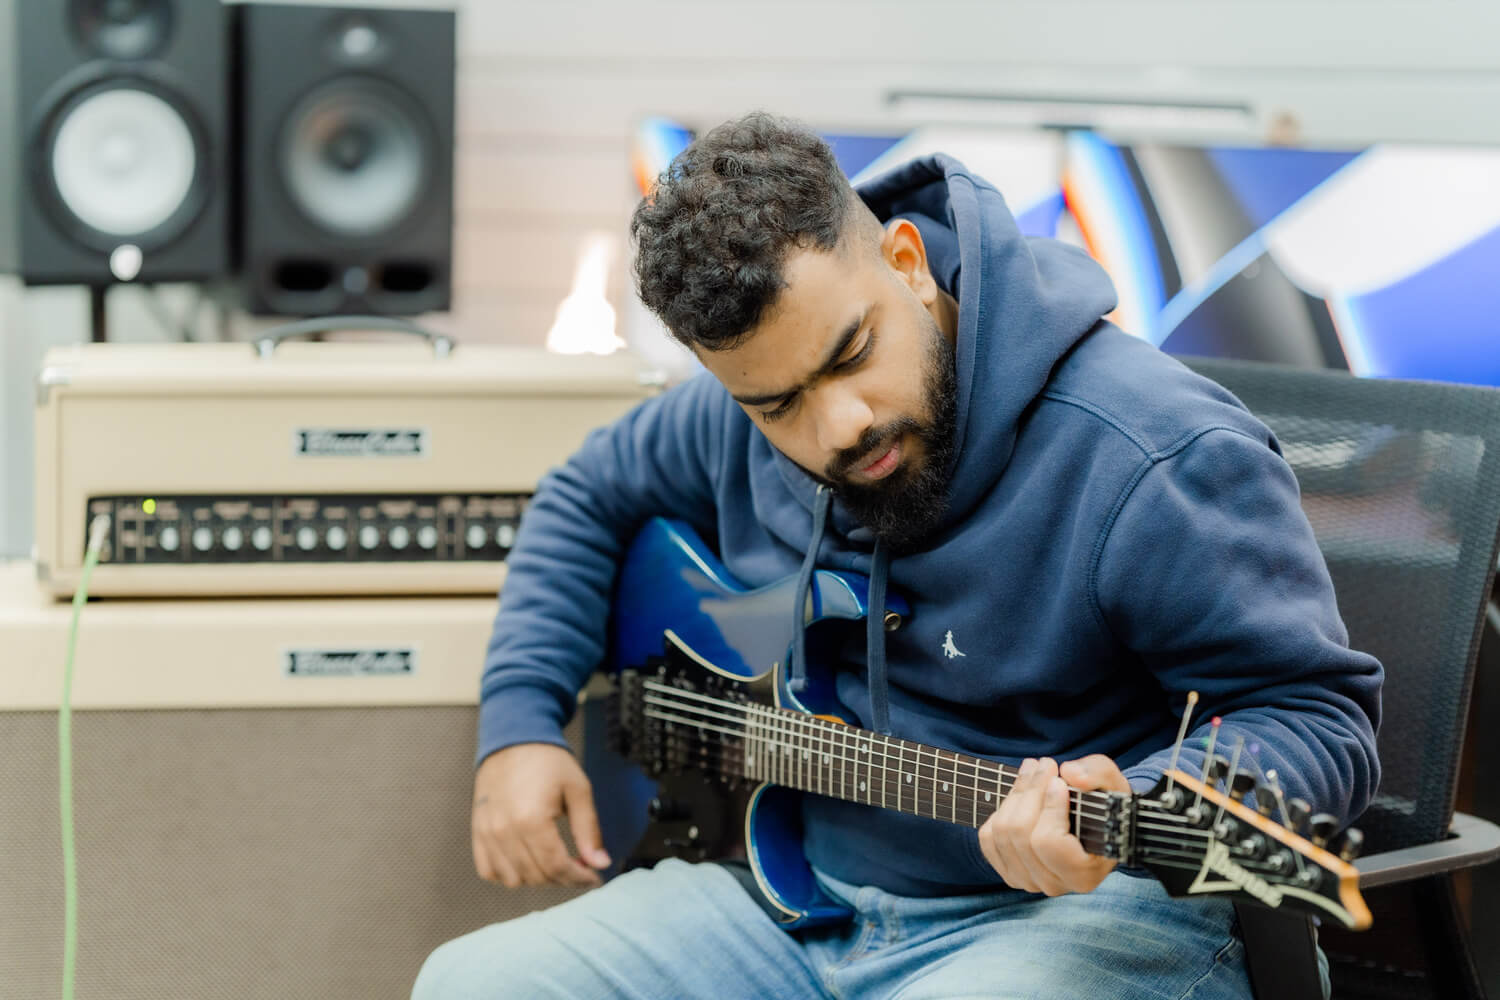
left=633, top=117, right=1499, bottom=387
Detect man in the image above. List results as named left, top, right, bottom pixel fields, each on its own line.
left=414, top=112, right=1381, bottom=999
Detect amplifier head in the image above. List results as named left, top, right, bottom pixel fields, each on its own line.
left=33, top=342, right=661, bottom=599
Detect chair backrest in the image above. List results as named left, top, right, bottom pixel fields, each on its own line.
left=1179, top=356, right=1500, bottom=854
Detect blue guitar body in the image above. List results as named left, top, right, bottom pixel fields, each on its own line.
left=595, top=517, right=907, bottom=928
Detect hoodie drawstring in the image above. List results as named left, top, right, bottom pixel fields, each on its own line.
left=788, top=485, right=894, bottom=736
left=788, top=485, right=832, bottom=693
left=865, top=539, right=892, bottom=735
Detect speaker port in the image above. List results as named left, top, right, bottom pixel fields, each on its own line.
left=380, top=261, right=433, bottom=293
left=274, top=259, right=334, bottom=293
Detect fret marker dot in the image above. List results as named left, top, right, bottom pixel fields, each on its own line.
left=860, top=746, right=868, bottom=753
left=984, top=792, right=992, bottom=802
left=802, top=750, right=810, bottom=760
left=747, top=756, right=754, bottom=766
left=823, top=754, right=830, bottom=764
left=859, top=781, right=867, bottom=792
left=943, top=782, right=950, bottom=792
left=906, top=774, right=913, bottom=783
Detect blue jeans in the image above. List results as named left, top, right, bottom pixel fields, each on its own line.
left=414, top=860, right=1262, bottom=999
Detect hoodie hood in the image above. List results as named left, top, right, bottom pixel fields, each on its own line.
left=851, top=154, right=1119, bottom=527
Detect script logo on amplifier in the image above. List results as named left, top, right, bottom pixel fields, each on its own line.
left=295, top=429, right=428, bottom=457
left=283, top=648, right=418, bottom=677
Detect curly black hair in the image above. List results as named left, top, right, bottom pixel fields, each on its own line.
left=630, top=112, right=866, bottom=352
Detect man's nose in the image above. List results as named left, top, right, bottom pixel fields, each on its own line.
left=814, top=384, right=875, bottom=455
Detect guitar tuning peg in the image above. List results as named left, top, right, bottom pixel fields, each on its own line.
left=1206, top=754, right=1232, bottom=787
left=1336, top=827, right=1365, bottom=862
left=1308, top=813, right=1339, bottom=848
left=1230, top=768, right=1257, bottom=800
left=1287, top=797, right=1312, bottom=832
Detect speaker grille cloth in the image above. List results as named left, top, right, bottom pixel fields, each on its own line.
left=1, top=707, right=583, bottom=999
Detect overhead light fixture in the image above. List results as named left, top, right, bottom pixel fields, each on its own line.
left=888, top=91, right=1257, bottom=138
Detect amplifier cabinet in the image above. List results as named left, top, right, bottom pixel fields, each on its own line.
left=34, top=342, right=659, bottom=598
left=0, top=564, right=586, bottom=999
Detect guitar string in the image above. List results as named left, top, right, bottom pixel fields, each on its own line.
left=641, top=681, right=1285, bottom=837
left=641, top=694, right=1117, bottom=824
left=650, top=726, right=1320, bottom=887
left=644, top=710, right=1319, bottom=882
left=642, top=688, right=1220, bottom=838
left=644, top=704, right=1117, bottom=849
left=645, top=714, right=1312, bottom=881
left=641, top=686, right=1118, bottom=820
left=638, top=690, right=1318, bottom=875
left=642, top=684, right=1118, bottom=818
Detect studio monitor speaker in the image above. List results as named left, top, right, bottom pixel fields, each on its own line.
left=0, top=0, right=230, bottom=284
left=234, top=3, right=456, bottom=317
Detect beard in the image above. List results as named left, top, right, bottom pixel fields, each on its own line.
left=821, top=315, right=958, bottom=552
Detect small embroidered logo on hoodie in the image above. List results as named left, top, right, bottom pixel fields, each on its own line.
left=942, top=630, right=966, bottom=659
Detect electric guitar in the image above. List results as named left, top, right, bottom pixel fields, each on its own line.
left=594, top=517, right=1371, bottom=931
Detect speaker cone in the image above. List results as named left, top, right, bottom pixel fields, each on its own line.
left=43, top=82, right=204, bottom=244
left=279, top=78, right=430, bottom=239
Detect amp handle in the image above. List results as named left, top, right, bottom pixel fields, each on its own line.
left=253, top=315, right=455, bottom=360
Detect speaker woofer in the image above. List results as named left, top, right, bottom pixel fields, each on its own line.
left=33, top=76, right=211, bottom=253
left=278, top=77, right=431, bottom=240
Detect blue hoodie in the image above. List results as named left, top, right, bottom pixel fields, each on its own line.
left=477, top=154, right=1383, bottom=896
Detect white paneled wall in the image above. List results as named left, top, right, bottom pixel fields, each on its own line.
left=4, top=0, right=1499, bottom=555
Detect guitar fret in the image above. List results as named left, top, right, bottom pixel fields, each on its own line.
left=924, top=743, right=936, bottom=821
left=971, top=753, right=980, bottom=826
left=902, top=740, right=915, bottom=817
left=945, top=751, right=954, bottom=820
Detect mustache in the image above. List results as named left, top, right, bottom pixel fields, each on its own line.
left=825, top=417, right=922, bottom=481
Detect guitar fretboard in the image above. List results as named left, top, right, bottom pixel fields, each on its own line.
left=641, top=680, right=1124, bottom=856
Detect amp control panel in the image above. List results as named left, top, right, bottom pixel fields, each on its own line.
left=86, top=493, right=530, bottom=565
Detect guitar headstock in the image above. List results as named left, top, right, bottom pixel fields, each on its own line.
left=1133, top=768, right=1370, bottom=930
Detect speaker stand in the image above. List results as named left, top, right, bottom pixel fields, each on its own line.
left=89, top=285, right=108, bottom=343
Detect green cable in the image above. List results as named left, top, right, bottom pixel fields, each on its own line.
left=59, top=515, right=110, bottom=1000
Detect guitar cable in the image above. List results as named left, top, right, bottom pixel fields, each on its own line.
left=58, top=513, right=111, bottom=1000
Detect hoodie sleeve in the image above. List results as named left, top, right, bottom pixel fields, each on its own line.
left=475, top=374, right=727, bottom=766
left=1094, top=426, right=1383, bottom=824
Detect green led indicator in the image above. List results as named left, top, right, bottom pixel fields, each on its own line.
left=142, top=498, right=157, bottom=515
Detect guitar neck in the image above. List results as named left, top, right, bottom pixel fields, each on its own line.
left=645, top=680, right=1129, bottom=861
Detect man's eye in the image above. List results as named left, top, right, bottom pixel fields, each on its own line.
left=759, top=399, right=795, bottom=423
left=837, top=332, right=876, bottom=371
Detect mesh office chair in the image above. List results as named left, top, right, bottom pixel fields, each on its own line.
left=1180, top=356, right=1500, bottom=1000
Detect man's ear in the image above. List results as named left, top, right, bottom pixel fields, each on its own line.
left=881, top=218, right=938, bottom=305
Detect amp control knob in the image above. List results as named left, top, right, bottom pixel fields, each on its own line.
left=465, top=524, right=487, bottom=550
left=192, top=526, right=214, bottom=552
left=496, top=523, right=516, bottom=548
left=158, top=525, right=180, bottom=552
left=222, top=526, right=244, bottom=551
left=358, top=524, right=380, bottom=550
left=326, top=525, right=348, bottom=550
left=388, top=524, right=411, bottom=550
left=417, top=524, right=437, bottom=550
left=296, top=526, right=318, bottom=551
left=251, top=525, right=273, bottom=552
